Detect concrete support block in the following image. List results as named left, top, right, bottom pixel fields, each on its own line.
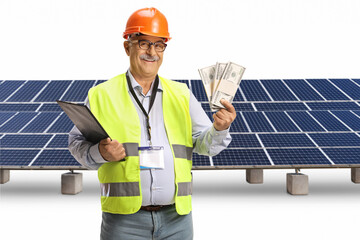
left=61, top=172, right=82, bottom=195
left=351, top=168, right=360, bottom=183
left=246, top=169, right=263, bottom=184
left=287, top=173, right=308, bottom=195
left=0, top=169, right=10, bottom=184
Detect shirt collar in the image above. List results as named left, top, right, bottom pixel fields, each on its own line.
left=127, top=69, right=163, bottom=96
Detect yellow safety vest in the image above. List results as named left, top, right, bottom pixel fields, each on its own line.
left=88, top=73, right=193, bottom=215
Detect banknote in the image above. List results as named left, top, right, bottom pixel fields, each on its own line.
left=211, top=62, right=245, bottom=108
left=213, top=62, right=228, bottom=94
left=198, top=65, right=215, bottom=102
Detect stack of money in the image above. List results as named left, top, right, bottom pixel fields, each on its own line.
left=198, top=62, right=246, bottom=111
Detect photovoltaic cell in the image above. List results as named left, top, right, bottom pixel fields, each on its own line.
left=34, top=80, right=72, bottom=102
left=232, top=103, right=253, bottom=111
left=228, top=134, right=261, bottom=148
left=259, top=134, right=315, bottom=147
left=1, top=134, right=52, bottom=148
left=0, top=103, right=40, bottom=112
left=329, top=79, right=360, bottom=100
left=306, top=79, right=349, bottom=100
left=46, top=113, right=74, bottom=133
left=0, top=112, right=16, bottom=125
left=38, top=103, right=62, bottom=112
left=264, top=112, right=301, bottom=132
left=0, top=149, right=39, bottom=166
left=287, top=112, right=326, bottom=132
left=7, top=81, right=48, bottom=102
left=230, top=114, right=249, bottom=132
left=322, top=148, right=360, bottom=164
left=353, top=79, right=360, bottom=86
left=233, top=88, right=245, bottom=101
left=190, top=80, right=208, bottom=102
left=308, top=111, right=350, bottom=131
left=61, top=80, right=95, bottom=102
left=192, top=154, right=210, bottom=166
left=0, top=112, right=37, bottom=133
left=32, top=150, right=81, bottom=166
left=255, top=103, right=308, bottom=112
left=331, top=111, right=360, bottom=131
left=213, top=149, right=271, bottom=166
left=267, top=148, right=331, bottom=165
left=21, top=112, right=60, bottom=133
left=241, top=80, right=271, bottom=101
left=260, top=80, right=298, bottom=101
left=309, top=133, right=360, bottom=146
left=242, top=112, right=275, bottom=132
left=284, top=79, right=323, bottom=100
left=0, top=81, right=25, bottom=101
left=46, top=134, right=68, bottom=148
left=307, top=102, right=360, bottom=111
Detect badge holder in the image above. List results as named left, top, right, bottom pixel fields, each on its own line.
left=139, top=146, right=165, bottom=169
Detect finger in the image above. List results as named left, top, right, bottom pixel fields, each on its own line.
left=214, top=111, right=226, bottom=120
left=100, top=137, right=111, bottom=145
left=213, top=113, right=224, bottom=125
left=220, top=99, right=236, bottom=113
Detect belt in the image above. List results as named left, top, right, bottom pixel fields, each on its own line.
left=140, top=204, right=174, bottom=212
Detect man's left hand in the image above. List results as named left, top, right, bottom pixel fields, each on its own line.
left=213, top=99, right=236, bottom=131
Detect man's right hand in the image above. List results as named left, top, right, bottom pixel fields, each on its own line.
left=99, top=138, right=126, bottom=162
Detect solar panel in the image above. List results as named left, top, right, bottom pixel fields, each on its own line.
left=61, top=80, right=95, bottom=102
left=267, top=148, right=331, bottom=165
left=309, top=133, right=360, bottom=146
left=0, top=103, right=40, bottom=112
left=284, top=79, right=324, bottom=101
left=260, top=80, right=298, bottom=101
left=329, top=79, right=360, bottom=100
left=306, top=79, right=349, bottom=100
left=241, top=80, right=271, bottom=101
left=259, top=133, right=315, bottom=148
left=1, top=78, right=360, bottom=170
left=213, top=149, right=271, bottom=166
left=287, top=111, right=326, bottom=132
left=34, top=80, right=72, bottom=102
left=0, top=112, right=37, bottom=133
left=264, top=112, right=301, bottom=132
left=1, top=134, right=52, bottom=148
left=7, top=81, right=48, bottom=102
left=322, top=148, right=360, bottom=165
left=21, top=112, right=60, bottom=133
left=255, top=103, right=308, bottom=111
left=0, top=81, right=25, bottom=101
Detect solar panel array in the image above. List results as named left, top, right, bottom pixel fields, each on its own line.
left=1, top=78, right=360, bottom=169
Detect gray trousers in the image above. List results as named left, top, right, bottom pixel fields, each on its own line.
left=100, top=205, right=193, bottom=240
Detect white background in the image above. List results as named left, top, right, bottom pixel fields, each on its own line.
left=1, top=0, right=360, bottom=239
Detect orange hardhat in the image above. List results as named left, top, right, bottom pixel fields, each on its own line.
left=123, top=7, right=171, bottom=42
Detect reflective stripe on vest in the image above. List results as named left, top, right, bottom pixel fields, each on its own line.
left=100, top=182, right=140, bottom=197
left=172, top=144, right=193, bottom=160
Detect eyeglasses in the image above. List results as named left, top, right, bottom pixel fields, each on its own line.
left=130, top=39, right=167, bottom=52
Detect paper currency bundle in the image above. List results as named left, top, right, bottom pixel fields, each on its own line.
left=198, top=62, right=246, bottom=111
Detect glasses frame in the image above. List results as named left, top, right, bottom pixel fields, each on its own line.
left=130, top=39, right=167, bottom=52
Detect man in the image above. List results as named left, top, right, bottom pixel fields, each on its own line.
left=68, top=7, right=236, bottom=240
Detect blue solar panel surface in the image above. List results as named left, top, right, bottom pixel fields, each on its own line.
left=1, top=78, right=360, bottom=168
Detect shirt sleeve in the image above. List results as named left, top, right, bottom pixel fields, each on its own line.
left=68, top=97, right=107, bottom=170
left=189, top=90, right=232, bottom=156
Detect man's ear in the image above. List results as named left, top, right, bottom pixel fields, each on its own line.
left=124, top=41, right=130, bottom=56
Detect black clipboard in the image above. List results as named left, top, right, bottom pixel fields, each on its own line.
left=56, top=100, right=110, bottom=143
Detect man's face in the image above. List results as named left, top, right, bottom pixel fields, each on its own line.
left=124, top=35, right=165, bottom=80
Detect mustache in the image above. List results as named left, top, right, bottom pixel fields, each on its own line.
left=140, top=54, right=160, bottom=62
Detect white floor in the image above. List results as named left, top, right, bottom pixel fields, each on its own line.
left=1, top=169, right=359, bottom=240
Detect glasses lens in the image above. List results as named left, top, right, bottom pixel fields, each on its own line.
left=154, top=42, right=166, bottom=52
left=138, top=40, right=150, bottom=50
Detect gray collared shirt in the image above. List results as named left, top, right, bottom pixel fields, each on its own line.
left=68, top=71, right=232, bottom=206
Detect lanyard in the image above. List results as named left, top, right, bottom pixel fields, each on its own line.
left=126, top=72, right=159, bottom=146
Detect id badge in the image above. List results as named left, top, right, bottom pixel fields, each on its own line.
left=139, top=146, right=165, bottom=169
